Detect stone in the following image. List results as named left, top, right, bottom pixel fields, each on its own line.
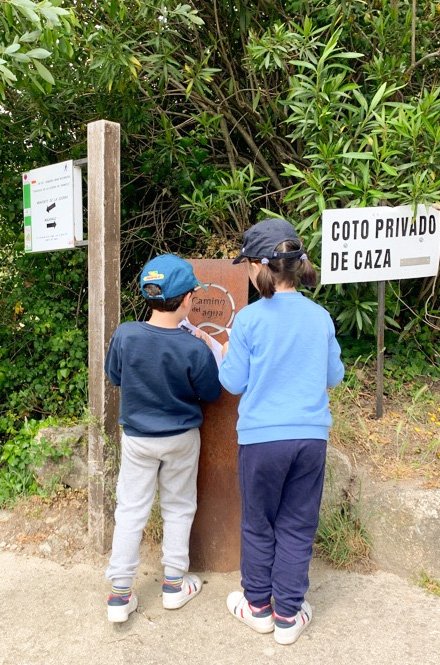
left=38, top=542, right=52, bottom=555
left=358, top=471, right=440, bottom=578
left=33, top=425, right=88, bottom=490
left=323, top=445, right=354, bottom=507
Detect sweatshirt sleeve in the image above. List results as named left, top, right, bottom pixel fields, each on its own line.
left=104, top=329, right=122, bottom=386
left=327, top=317, right=345, bottom=388
left=219, top=317, right=250, bottom=395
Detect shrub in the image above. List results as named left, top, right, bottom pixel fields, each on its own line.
left=0, top=417, right=74, bottom=506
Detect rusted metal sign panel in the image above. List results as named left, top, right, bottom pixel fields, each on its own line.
left=188, top=259, right=248, bottom=572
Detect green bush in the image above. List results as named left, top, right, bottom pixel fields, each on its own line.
left=0, top=247, right=88, bottom=443
left=0, top=417, right=73, bottom=506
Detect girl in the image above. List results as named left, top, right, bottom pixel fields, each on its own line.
left=219, top=218, right=344, bottom=645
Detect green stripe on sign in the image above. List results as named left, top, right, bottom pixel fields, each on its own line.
left=23, top=183, right=31, bottom=209
left=24, top=215, right=31, bottom=227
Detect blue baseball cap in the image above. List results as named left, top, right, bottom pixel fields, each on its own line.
left=140, top=254, right=203, bottom=300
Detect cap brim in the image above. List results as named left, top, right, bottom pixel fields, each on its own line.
left=232, top=255, right=246, bottom=264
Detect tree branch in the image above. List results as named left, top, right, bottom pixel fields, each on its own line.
left=219, top=116, right=238, bottom=171
left=411, top=0, right=416, bottom=67
left=404, top=48, right=440, bottom=79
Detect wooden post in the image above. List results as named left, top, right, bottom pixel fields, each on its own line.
left=87, top=120, right=121, bottom=553
left=376, top=280, right=385, bottom=419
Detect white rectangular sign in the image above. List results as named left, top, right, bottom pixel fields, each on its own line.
left=321, top=205, right=440, bottom=284
left=22, top=160, right=83, bottom=253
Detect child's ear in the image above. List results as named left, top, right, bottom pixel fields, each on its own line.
left=182, top=291, right=193, bottom=307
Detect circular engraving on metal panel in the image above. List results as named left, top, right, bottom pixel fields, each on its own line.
left=190, top=282, right=236, bottom=336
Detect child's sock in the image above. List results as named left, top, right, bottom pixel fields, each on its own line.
left=108, top=585, right=132, bottom=604
left=249, top=602, right=272, bottom=617
left=162, top=575, right=184, bottom=593
left=273, top=610, right=297, bottom=623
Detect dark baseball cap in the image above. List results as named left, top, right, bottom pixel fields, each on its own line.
left=232, top=218, right=303, bottom=264
left=140, top=254, right=203, bottom=300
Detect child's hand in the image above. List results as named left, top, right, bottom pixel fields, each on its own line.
left=194, top=329, right=213, bottom=349
left=222, top=341, right=229, bottom=357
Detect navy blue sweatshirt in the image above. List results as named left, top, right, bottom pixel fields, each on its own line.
left=105, top=321, right=221, bottom=437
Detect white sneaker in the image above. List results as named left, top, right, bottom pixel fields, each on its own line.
left=273, top=600, right=312, bottom=645
left=107, top=592, right=138, bottom=623
left=162, top=573, right=202, bottom=609
left=226, top=591, right=274, bottom=634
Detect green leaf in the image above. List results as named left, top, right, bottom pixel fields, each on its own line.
left=185, top=13, right=204, bottom=26
left=340, top=152, right=374, bottom=160
left=381, top=163, right=399, bottom=176
left=10, top=53, right=30, bottom=63
left=19, top=31, right=41, bottom=43
left=26, top=48, right=51, bottom=59
left=32, top=59, right=55, bottom=84
left=281, top=163, right=307, bottom=178
left=384, top=315, right=400, bottom=329
left=336, top=311, right=353, bottom=322
left=369, top=82, right=387, bottom=114
left=352, top=89, right=368, bottom=112
left=259, top=208, right=286, bottom=220
left=337, top=52, right=364, bottom=59
left=40, top=5, right=69, bottom=24
left=11, top=0, right=39, bottom=24
left=3, top=43, right=21, bottom=55
left=27, top=71, right=45, bottom=92
left=0, top=64, right=17, bottom=82
left=288, top=60, right=316, bottom=72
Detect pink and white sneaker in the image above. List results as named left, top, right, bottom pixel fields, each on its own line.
left=273, top=600, right=312, bottom=645
left=226, top=591, right=274, bottom=633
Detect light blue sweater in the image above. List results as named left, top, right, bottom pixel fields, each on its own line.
left=219, top=291, right=344, bottom=444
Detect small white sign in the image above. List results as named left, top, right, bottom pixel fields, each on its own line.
left=22, top=160, right=83, bottom=253
left=321, top=205, right=440, bottom=284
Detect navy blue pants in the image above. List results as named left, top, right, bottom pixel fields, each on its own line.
left=238, top=438, right=326, bottom=617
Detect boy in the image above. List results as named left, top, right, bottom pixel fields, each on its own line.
left=104, top=254, right=221, bottom=622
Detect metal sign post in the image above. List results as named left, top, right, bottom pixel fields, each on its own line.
left=376, top=281, right=386, bottom=419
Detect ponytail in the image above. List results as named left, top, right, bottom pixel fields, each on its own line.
left=298, top=256, right=317, bottom=288
left=255, top=264, right=276, bottom=298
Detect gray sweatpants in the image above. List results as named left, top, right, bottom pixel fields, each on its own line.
left=105, top=428, right=201, bottom=587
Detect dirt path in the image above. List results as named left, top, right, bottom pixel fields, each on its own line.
left=1, top=548, right=439, bottom=665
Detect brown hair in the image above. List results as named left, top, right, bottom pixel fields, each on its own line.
left=144, top=284, right=189, bottom=311
left=252, top=239, right=317, bottom=298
